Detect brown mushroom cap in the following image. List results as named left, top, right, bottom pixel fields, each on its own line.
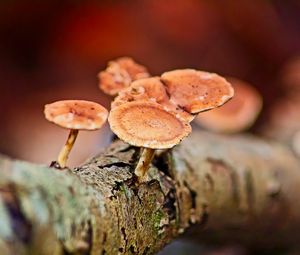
left=112, top=77, right=194, bottom=122
left=111, top=77, right=168, bottom=108
left=196, top=78, right=262, bottom=133
left=108, top=101, right=191, bottom=149
left=98, top=57, right=149, bottom=96
left=161, top=69, right=234, bottom=114
left=44, top=100, right=108, bottom=130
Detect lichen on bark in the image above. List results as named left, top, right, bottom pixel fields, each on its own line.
left=0, top=131, right=300, bottom=254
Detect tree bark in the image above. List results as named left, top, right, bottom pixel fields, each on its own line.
left=0, top=131, right=300, bottom=255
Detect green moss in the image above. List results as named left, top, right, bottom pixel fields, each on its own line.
left=153, top=210, right=164, bottom=233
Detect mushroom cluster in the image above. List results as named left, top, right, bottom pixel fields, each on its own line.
left=44, top=57, right=234, bottom=179
left=103, top=67, right=234, bottom=182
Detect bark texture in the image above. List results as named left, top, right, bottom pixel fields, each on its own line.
left=0, top=131, right=300, bottom=254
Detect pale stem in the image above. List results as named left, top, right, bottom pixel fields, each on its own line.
left=57, top=129, right=79, bottom=168
left=135, top=148, right=155, bottom=180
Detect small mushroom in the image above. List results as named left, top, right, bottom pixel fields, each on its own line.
left=44, top=100, right=108, bottom=168
left=112, top=77, right=194, bottom=122
left=161, top=69, right=234, bottom=114
left=112, top=77, right=168, bottom=107
left=108, top=101, right=191, bottom=181
left=98, top=57, right=149, bottom=96
left=195, top=78, right=262, bottom=133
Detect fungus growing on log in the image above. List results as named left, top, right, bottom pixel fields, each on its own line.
left=44, top=100, right=108, bottom=168
left=108, top=69, right=234, bottom=181
left=98, top=57, right=149, bottom=96
left=196, top=78, right=262, bottom=133
left=108, top=101, right=191, bottom=181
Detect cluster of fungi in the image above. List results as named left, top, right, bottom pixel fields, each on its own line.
left=44, top=57, right=262, bottom=182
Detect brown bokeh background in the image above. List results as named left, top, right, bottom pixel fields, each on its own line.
left=2, top=0, right=300, bottom=166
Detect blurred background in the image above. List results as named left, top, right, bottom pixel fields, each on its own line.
left=1, top=1, right=300, bottom=254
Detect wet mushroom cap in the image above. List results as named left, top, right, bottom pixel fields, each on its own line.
left=108, top=101, right=192, bottom=149
left=98, top=57, right=149, bottom=96
left=161, top=69, right=234, bottom=114
left=196, top=78, right=262, bottom=133
left=44, top=100, right=108, bottom=130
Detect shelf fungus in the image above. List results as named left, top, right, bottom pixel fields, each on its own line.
left=44, top=100, right=108, bottom=168
left=108, top=101, right=191, bottom=181
left=98, top=57, right=149, bottom=96
left=196, top=78, right=262, bottom=133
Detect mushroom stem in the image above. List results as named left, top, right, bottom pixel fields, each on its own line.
left=135, top=148, right=155, bottom=180
left=57, top=129, right=79, bottom=168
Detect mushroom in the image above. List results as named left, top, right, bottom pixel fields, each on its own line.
left=195, top=78, right=262, bottom=133
left=112, top=77, right=194, bottom=122
left=44, top=100, right=108, bottom=168
left=161, top=69, right=234, bottom=114
left=98, top=57, right=150, bottom=96
left=108, top=101, right=191, bottom=181
left=112, top=77, right=168, bottom=107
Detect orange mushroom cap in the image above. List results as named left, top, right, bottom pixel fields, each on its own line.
left=108, top=101, right=191, bottom=149
left=112, top=77, right=194, bottom=122
left=196, top=78, right=262, bottom=133
left=111, top=77, right=168, bottom=108
left=44, top=100, right=108, bottom=130
left=98, top=57, right=149, bottom=96
left=161, top=69, right=234, bottom=114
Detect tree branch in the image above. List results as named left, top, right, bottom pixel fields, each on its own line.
left=0, top=131, right=300, bottom=254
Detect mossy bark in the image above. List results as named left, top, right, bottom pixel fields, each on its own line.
left=0, top=131, right=300, bottom=254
